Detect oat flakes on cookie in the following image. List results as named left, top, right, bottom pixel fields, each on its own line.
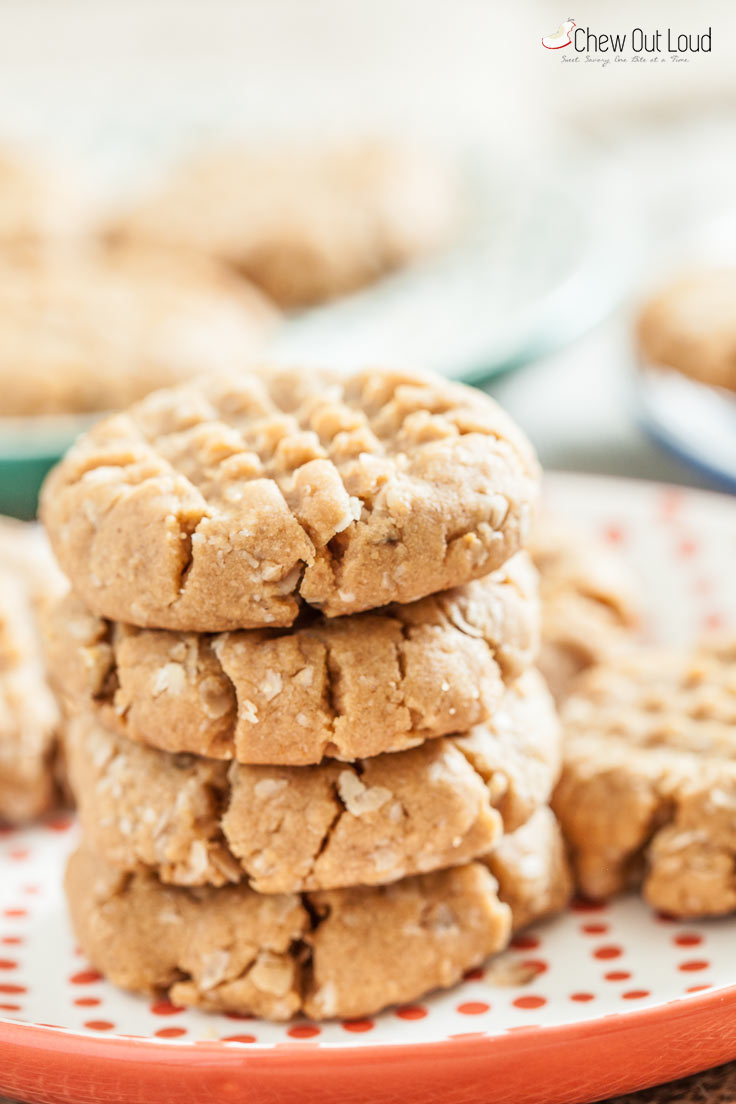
left=637, top=269, right=736, bottom=392
left=66, top=845, right=511, bottom=1021
left=41, top=367, right=539, bottom=631
left=110, top=140, right=458, bottom=307
left=554, top=642, right=736, bottom=918
left=65, top=669, right=560, bottom=892
left=0, top=519, right=66, bottom=823
left=530, top=518, right=638, bottom=700
left=46, top=551, right=538, bottom=764
left=0, top=243, right=276, bottom=416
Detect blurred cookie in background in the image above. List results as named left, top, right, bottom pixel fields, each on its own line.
left=0, top=517, right=66, bottom=824
left=637, top=269, right=736, bottom=393
left=110, top=139, right=459, bottom=308
left=0, top=145, right=88, bottom=244
left=530, top=518, right=640, bottom=702
left=0, top=242, right=277, bottom=416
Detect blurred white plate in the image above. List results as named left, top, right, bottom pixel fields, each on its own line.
left=275, top=153, right=634, bottom=381
left=2, top=475, right=736, bottom=1104
left=640, top=368, right=736, bottom=492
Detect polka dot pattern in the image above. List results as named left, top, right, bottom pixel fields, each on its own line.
left=674, top=933, right=702, bottom=947
left=456, top=1002, right=490, bottom=1016
left=593, top=946, right=622, bottom=960
left=70, top=970, right=102, bottom=985
left=155, top=1027, right=187, bottom=1039
left=1, top=476, right=736, bottom=1054
left=512, top=996, right=547, bottom=1011
left=396, top=1006, right=428, bottom=1020
left=150, top=999, right=184, bottom=1016
left=287, top=1025, right=321, bottom=1040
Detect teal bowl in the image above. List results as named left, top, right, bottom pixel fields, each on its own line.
left=0, top=415, right=92, bottom=519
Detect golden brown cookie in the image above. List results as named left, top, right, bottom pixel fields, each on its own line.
left=637, top=269, right=736, bottom=392
left=46, top=551, right=538, bottom=764
left=0, top=519, right=66, bottom=823
left=554, top=642, right=736, bottom=918
left=111, top=140, right=458, bottom=308
left=530, top=518, right=639, bottom=701
left=0, top=147, right=85, bottom=244
left=65, top=669, right=560, bottom=892
left=486, top=806, right=572, bottom=931
left=0, top=243, right=276, bottom=416
left=41, top=366, right=539, bottom=631
left=66, top=845, right=511, bottom=1021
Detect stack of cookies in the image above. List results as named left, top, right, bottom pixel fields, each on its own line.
left=41, top=365, right=570, bottom=1020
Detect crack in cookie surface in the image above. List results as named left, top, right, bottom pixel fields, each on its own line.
left=66, top=808, right=570, bottom=1021
left=65, top=670, right=559, bottom=893
left=41, top=367, right=539, bottom=631
left=45, top=552, right=539, bottom=765
left=65, top=848, right=514, bottom=1021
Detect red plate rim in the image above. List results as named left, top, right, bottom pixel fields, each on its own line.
left=2, top=982, right=736, bottom=1104
left=4, top=473, right=736, bottom=1103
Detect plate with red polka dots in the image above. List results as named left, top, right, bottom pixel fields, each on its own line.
left=2, top=473, right=736, bottom=1104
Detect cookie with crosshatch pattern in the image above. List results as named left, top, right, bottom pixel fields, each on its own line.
left=530, top=517, right=639, bottom=701
left=554, top=641, right=736, bottom=918
left=41, top=366, right=539, bottom=632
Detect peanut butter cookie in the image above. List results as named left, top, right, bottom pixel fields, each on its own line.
left=531, top=518, right=638, bottom=701
left=66, top=846, right=511, bottom=1021
left=0, top=243, right=276, bottom=416
left=0, top=519, right=65, bottom=823
left=41, top=367, right=539, bottom=630
left=46, top=552, right=538, bottom=764
left=0, top=147, right=85, bottom=244
left=111, top=140, right=458, bottom=308
left=554, top=642, right=736, bottom=917
left=65, top=670, right=560, bottom=892
left=487, top=806, right=572, bottom=932
left=637, top=269, right=736, bottom=392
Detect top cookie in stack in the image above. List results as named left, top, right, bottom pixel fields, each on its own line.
left=41, top=366, right=539, bottom=630
left=42, top=366, right=569, bottom=1021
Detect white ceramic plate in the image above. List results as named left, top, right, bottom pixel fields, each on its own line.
left=1, top=473, right=735, bottom=1104
left=274, top=155, right=632, bottom=381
